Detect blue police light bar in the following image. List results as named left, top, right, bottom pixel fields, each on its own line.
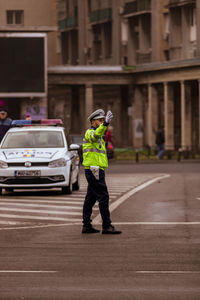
left=12, top=120, right=31, bottom=126
left=11, top=119, right=63, bottom=126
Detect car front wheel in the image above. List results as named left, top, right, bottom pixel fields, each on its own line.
left=72, top=175, right=79, bottom=191
left=61, top=173, right=72, bottom=195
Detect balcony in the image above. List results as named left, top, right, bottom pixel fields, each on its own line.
left=90, top=8, right=112, bottom=23
left=58, top=16, right=77, bottom=30
left=123, top=0, right=151, bottom=15
left=136, top=50, right=152, bottom=64
left=168, top=0, right=195, bottom=8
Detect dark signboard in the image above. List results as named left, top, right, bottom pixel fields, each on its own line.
left=0, top=34, right=46, bottom=97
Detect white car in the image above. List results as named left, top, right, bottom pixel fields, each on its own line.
left=0, top=119, right=80, bottom=194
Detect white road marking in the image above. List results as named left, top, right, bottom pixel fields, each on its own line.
left=0, top=213, right=81, bottom=222
left=0, top=173, right=171, bottom=229
left=10, top=194, right=115, bottom=200
left=2, top=221, right=200, bottom=231
left=7, top=196, right=84, bottom=201
left=4, top=270, right=199, bottom=274
left=0, top=201, right=98, bottom=212
left=112, top=222, right=200, bottom=225
left=0, top=202, right=82, bottom=210
left=93, top=174, right=170, bottom=224
left=69, top=194, right=116, bottom=199
left=0, top=270, right=57, bottom=273
left=0, top=220, right=19, bottom=225
left=0, top=207, right=81, bottom=215
left=136, top=271, right=200, bottom=274
left=0, top=199, right=83, bottom=205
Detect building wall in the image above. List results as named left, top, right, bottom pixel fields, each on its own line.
left=0, top=0, right=60, bottom=121
left=52, top=0, right=200, bottom=149
left=0, top=0, right=60, bottom=66
left=1, top=0, right=199, bottom=149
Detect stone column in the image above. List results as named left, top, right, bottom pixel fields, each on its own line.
left=85, top=84, right=93, bottom=130
left=196, top=0, right=200, bottom=57
left=112, top=0, right=121, bottom=64
left=181, top=6, right=190, bottom=59
left=133, top=86, right=144, bottom=148
left=185, top=83, right=192, bottom=148
left=147, top=84, right=158, bottom=147
left=78, top=0, right=87, bottom=64
left=181, top=80, right=186, bottom=149
left=164, top=82, right=174, bottom=150
left=198, top=80, right=200, bottom=149
left=151, top=0, right=161, bottom=62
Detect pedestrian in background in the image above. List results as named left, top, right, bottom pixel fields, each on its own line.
left=82, top=109, right=121, bottom=234
left=25, top=114, right=31, bottom=120
left=104, top=125, right=114, bottom=159
left=105, top=125, right=113, bottom=144
left=156, top=126, right=165, bottom=160
left=0, top=107, right=12, bottom=143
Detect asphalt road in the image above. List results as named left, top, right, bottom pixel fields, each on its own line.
left=0, top=162, right=200, bottom=300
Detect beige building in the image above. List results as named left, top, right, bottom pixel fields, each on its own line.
left=48, top=0, right=200, bottom=150
left=0, top=0, right=199, bottom=150
left=0, top=0, right=59, bottom=120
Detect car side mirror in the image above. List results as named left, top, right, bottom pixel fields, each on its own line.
left=69, top=144, right=80, bottom=151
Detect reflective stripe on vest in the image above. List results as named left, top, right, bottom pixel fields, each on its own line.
left=83, top=139, right=90, bottom=144
left=83, top=148, right=106, bottom=154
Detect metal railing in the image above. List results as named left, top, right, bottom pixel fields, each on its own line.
left=113, top=146, right=200, bottom=163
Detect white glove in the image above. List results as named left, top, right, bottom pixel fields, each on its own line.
left=105, top=110, right=113, bottom=124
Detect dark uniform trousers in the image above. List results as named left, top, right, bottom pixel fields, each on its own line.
left=83, top=169, right=111, bottom=228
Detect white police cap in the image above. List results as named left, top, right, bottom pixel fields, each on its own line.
left=88, top=109, right=105, bottom=122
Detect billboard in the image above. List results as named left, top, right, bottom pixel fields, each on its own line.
left=0, top=33, right=47, bottom=97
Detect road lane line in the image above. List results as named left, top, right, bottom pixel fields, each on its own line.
left=4, top=196, right=84, bottom=201
left=0, top=270, right=57, bottom=273
left=0, top=220, right=19, bottom=225
left=0, top=202, right=98, bottom=212
left=0, top=213, right=81, bottom=222
left=0, top=202, right=82, bottom=210
left=112, top=222, right=200, bottom=225
left=0, top=199, right=83, bottom=205
left=136, top=271, right=200, bottom=274
left=93, top=174, right=170, bottom=224
left=0, top=207, right=81, bottom=215
left=2, top=220, right=200, bottom=231
left=0, top=222, right=82, bottom=231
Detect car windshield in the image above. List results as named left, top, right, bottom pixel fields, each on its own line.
left=1, top=131, right=65, bottom=149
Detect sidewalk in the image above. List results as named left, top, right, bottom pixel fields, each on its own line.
left=109, top=158, right=200, bottom=164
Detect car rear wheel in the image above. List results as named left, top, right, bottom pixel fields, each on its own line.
left=72, top=175, right=79, bottom=191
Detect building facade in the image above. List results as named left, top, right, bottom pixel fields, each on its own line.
left=48, top=0, right=200, bottom=150
left=0, top=0, right=59, bottom=120
left=49, top=0, right=200, bottom=150
left=0, top=0, right=199, bottom=150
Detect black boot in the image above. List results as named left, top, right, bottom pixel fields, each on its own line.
left=82, top=225, right=100, bottom=234
left=102, top=225, right=122, bottom=234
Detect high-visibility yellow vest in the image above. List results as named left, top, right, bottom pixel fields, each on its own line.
left=82, top=124, right=108, bottom=170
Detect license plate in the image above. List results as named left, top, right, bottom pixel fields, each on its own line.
left=14, top=170, right=41, bottom=177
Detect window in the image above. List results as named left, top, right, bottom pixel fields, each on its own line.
left=189, top=7, right=196, bottom=42
left=6, top=10, right=24, bottom=25
left=163, top=13, right=170, bottom=40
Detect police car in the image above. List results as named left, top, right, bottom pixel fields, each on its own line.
left=0, top=119, right=80, bottom=194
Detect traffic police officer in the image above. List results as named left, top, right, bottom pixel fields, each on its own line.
left=82, top=109, right=121, bottom=234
